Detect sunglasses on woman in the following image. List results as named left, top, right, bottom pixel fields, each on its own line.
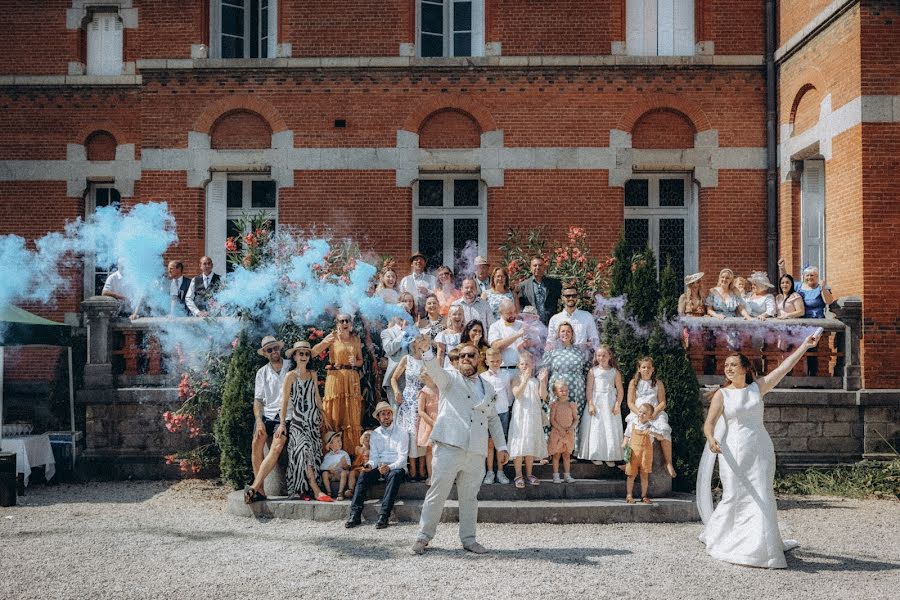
left=337, top=318, right=351, bottom=324
left=295, top=351, right=310, bottom=357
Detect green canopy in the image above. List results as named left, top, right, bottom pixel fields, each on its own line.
left=0, top=304, right=72, bottom=347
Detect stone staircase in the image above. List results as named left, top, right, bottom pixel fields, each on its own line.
left=226, top=452, right=700, bottom=524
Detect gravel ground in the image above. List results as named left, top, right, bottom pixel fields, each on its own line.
left=1, top=480, right=898, bottom=600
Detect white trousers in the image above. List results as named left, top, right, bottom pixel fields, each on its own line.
left=417, top=441, right=485, bottom=546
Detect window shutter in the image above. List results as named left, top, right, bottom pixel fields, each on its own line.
left=206, top=173, right=228, bottom=276
left=626, top=0, right=657, bottom=56
left=470, top=0, right=485, bottom=57
left=673, top=0, right=695, bottom=56
left=801, top=160, right=826, bottom=279
left=657, top=0, right=675, bottom=56
left=87, top=13, right=123, bottom=76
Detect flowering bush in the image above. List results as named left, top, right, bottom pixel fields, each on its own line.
left=225, top=213, right=274, bottom=271
left=312, top=239, right=360, bottom=285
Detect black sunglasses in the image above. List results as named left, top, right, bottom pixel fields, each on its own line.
left=562, top=293, right=578, bottom=298
left=264, top=347, right=280, bottom=353
left=337, top=318, right=351, bottom=324
left=294, top=351, right=311, bottom=357
left=458, top=351, right=478, bottom=359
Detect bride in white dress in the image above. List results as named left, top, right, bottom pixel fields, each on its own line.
left=698, top=332, right=819, bottom=568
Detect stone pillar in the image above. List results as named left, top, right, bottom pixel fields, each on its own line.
left=831, top=296, right=862, bottom=390
left=81, top=296, right=119, bottom=389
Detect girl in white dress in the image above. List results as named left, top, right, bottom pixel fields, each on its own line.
left=625, top=357, right=677, bottom=477
left=508, top=352, right=549, bottom=488
left=577, top=345, right=625, bottom=466
left=699, top=334, right=818, bottom=568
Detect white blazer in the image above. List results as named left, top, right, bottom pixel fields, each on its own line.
left=422, top=357, right=508, bottom=456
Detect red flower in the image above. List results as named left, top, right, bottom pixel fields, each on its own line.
left=225, top=237, right=238, bottom=252
left=245, top=232, right=258, bottom=248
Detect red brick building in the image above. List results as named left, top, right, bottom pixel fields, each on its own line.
left=0, top=0, right=897, bottom=393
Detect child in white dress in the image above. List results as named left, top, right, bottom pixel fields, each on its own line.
left=508, top=352, right=549, bottom=488
left=577, top=345, right=625, bottom=466
left=625, top=356, right=677, bottom=477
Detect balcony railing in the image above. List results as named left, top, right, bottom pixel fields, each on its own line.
left=82, top=295, right=862, bottom=392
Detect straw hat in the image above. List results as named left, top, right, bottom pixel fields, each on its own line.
left=748, top=271, right=775, bottom=289
left=256, top=335, right=285, bottom=357
left=372, top=401, right=395, bottom=419
left=684, top=272, right=704, bottom=286
left=324, top=431, right=342, bottom=446
left=474, top=255, right=489, bottom=266
left=410, top=250, right=426, bottom=263
left=284, top=340, right=312, bottom=359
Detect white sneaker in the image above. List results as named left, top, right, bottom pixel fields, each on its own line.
left=552, top=473, right=562, bottom=484
left=496, top=471, right=510, bottom=485
left=482, top=471, right=495, bottom=485
left=564, top=473, right=576, bottom=483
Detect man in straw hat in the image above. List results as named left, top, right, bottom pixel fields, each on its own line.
left=409, top=338, right=508, bottom=555
left=399, top=250, right=437, bottom=318
left=251, top=335, right=291, bottom=481
left=345, top=401, right=409, bottom=529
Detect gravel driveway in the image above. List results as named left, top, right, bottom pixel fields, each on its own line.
left=1, top=480, right=897, bottom=600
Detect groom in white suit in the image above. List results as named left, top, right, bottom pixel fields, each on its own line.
left=409, top=338, right=509, bottom=555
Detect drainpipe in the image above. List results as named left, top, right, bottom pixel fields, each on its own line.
left=765, top=0, right=778, bottom=281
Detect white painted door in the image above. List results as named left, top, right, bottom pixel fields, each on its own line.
left=801, top=159, right=826, bottom=279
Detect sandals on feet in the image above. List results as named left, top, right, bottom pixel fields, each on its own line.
left=244, top=487, right=266, bottom=504
left=344, top=489, right=353, bottom=498
left=642, top=496, right=651, bottom=504
left=514, top=476, right=525, bottom=489
left=626, top=495, right=635, bottom=504
left=316, top=493, right=334, bottom=503
left=527, top=475, right=540, bottom=486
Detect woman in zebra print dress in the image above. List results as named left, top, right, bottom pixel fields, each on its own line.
left=283, top=341, right=333, bottom=501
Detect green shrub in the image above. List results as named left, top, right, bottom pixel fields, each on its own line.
left=775, top=459, right=900, bottom=499
left=214, top=330, right=262, bottom=489
left=625, top=247, right=659, bottom=326
left=609, top=232, right=631, bottom=298
left=658, top=257, right=680, bottom=320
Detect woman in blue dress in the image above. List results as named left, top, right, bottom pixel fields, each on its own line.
left=541, top=321, right=589, bottom=446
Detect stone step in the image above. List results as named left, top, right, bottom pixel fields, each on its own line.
left=322, top=477, right=675, bottom=501
left=227, top=491, right=700, bottom=524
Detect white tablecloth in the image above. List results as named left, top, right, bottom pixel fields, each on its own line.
left=1, top=433, right=56, bottom=486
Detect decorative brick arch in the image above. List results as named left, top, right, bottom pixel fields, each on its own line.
left=76, top=121, right=129, bottom=148
left=85, top=131, right=118, bottom=161
left=193, top=95, right=288, bottom=135
left=788, top=83, right=819, bottom=127
left=616, top=94, right=712, bottom=133
left=401, top=94, right=497, bottom=135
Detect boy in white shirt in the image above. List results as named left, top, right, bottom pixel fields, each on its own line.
left=481, top=348, right=512, bottom=485
left=321, top=431, right=351, bottom=499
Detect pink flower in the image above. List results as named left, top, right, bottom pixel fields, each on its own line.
left=225, top=237, right=238, bottom=252
left=231, top=338, right=239, bottom=349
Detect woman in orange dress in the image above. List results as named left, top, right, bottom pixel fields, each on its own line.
left=312, top=313, right=364, bottom=452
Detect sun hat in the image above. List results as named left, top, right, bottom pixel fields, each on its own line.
left=410, top=251, right=426, bottom=262
left=474, top=256, right=489, bottom=266
left=748, top=271, right=775, bottom=289
left=684, top=272, right=704, bottom=286
left=372, top=401, right=395, bottom=419
left=284, top=340, right=312, bottom=359
left=324, top=431, right=342, bottom=446
left=256, top=335, right=285, bottom=357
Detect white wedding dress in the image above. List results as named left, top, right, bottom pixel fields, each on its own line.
left=697, top=382, right=798, bottom=569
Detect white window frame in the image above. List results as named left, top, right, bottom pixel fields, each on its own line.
left=626, top=0, right=695, bottom=57
left=623, top=174, right=698, bottom=278
left=225, top=174, right=278, bottom=269
left=84, top=183, right=121, bottom=299
left=209, top=0, right=278, bottom=59
left=416, top=0, right=485, bottom=58
left=800, top=159, right=826, bottom=280
left=412, top=175, right=487, bottom=269
left=85, top=9, right=124, bottom=76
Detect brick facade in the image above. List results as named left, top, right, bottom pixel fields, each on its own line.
left=0, top=0, right=897, bottom=391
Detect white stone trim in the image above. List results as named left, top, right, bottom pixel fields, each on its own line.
left=127, top=54, right=764, bottom=71
left=779, top=94, right=900, bottom=181
left=775, top=0, right=858, bottom=63
left=67, top=1, right=137, bottom=29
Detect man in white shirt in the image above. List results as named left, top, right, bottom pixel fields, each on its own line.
left=185, top=255, right=221, bottom=317
left=546, top=284, right=600, bottom=352
left=101, top=258, right=133, bottom=316
left=345, top=402, right=409, bottom=530
left=398, top=251, right=437, bottom=318
left=452, top=277, right=494, bottom=328
left=251, top=336, right=292, bottom=479
left=488, top=299, right=531, bottom=376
